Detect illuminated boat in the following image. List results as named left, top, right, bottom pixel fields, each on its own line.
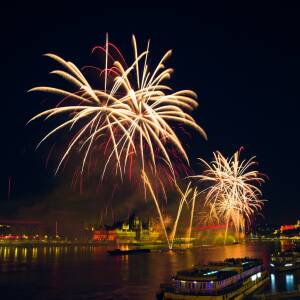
left=158, top=257, right=268, bottom=300
left=270, top=249, right=300, bottom=271
left=107, top=248, right=151, bottom=255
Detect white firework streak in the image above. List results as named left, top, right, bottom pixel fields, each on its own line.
left=29, top=35, right=206, bottom=181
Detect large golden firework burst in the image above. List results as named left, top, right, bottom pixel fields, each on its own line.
left=29, top=35, right=206, bottom=181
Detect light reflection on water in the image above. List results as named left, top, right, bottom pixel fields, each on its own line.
left=270, top=273, right=276, bottom=293
left=0, top=241, right=298, bottom=299
left=285, top=273, right=295, bottom=291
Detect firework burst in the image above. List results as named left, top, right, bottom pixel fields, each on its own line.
left=29, top=35, right=207, bottom=249
left=29, top=35, right=206, bottom=181
left=191, top=149, right=266, bottom=243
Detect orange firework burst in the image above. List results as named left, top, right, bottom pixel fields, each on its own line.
left=191, top=149, right=266, bottom=243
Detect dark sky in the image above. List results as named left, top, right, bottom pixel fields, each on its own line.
left=1, top=3, right=299, bottom=226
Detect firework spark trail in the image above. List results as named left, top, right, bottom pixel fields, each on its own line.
left=29, top=35, right=207, bottom=249
left=45, top=144, right=56, bottom=169
left=28, top=35, right=206, bottom=182
left=191, top=150, right=266, bottom=243
left=142, top=170, right=171, bottom=249
left=7, top=176, right=12, bottom=200
left=187, top=187, right=198, bottom=242
left=169, top=181, right=194, bottom=249
left=146, top=179, right=197, bottom=249
left=197, top=203, right=220, bottom=226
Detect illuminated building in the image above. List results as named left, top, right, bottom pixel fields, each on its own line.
left=92, top=230, right=117, bottom=241
left=92, top=214, right=160, bottom=242
left=273, top=220, right=300, bottom=237
left=279, top=220, right=300, bottom=233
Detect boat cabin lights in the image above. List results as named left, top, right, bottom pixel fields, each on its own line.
left=251, top=272, right=261, bottom=281
left=285, top=263, right=293, bottom=267
left=251, top=274, right=257, bottom=281
left=203, top=270, right=218, bottom=276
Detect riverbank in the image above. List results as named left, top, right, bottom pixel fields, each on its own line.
left=0, top=240, right=295, bottom=300
left=0, top=239, right=193, bottom=249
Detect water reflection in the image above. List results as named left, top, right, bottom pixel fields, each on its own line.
left=32, top=247, right=38, bottom=260
left=14, top=247, right=18, bottom=261
left=285, top=273, right=295, bottom=291
left=270, top=273, right=276, bottom=293
left=279, top=239, right=295, bottom=251
left=0, top=241, right=298, bottom=299
left=21, top=247, right=27, bottom=263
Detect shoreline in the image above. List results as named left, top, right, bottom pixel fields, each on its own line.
left=0, top=237, right=297, bottom=247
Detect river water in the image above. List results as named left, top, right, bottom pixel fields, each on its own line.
left=0, top=241, right=299, bottom=299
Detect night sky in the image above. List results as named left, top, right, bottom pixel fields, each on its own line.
left=1, top=4, right=300, bottom=226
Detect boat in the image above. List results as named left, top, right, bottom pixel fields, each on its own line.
left=107, top=248, right=151, bottom=255
left=157, top=257, right=268, bottom=299
left=270, top=248, right=300, bottom=271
